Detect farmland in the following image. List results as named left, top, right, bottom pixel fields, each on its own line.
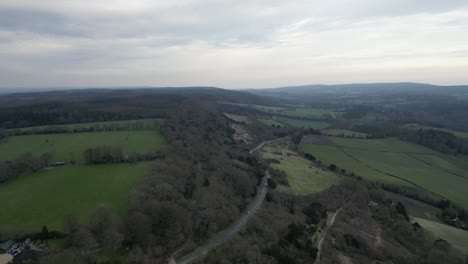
left=256, top=118, right=285, bottom=127
left=281, top=107, right=332, bottom=119
left=275, top=117, right=330, bottom=129
left=322, top=129, right=368, bottom=138
left=0, top=163, right=149, bottom=231
left=0, top=130, right=166, bottom=163
left=259, top=140, right=341, bottom=195
left=298, top=136, right=468, bottom=207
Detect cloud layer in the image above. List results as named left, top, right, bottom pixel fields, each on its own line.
left=1, top=0, right=468, bottom=88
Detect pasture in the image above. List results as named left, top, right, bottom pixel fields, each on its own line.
left=412, top=217, right=468, bottom=254
left=0, top=163, right=149, bottom=231
left=259, top=141, right=341, bottom=195
left=322, top=129, right=368, bottom=138
left=256, top=118, right=285, bottom=127
left=0, top=130, right=166, bottom=163
left=276, top=117, right=330, bottom=129
left=298, top=136, right=468, bottom=207
left=281, top=107, right=331, bottom=119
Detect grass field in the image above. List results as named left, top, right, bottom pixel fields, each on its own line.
left=299, top=137, right=468, bottom=207
left=256, top=118, right=286, bottom=127
left=322, top=129, right=368, bottom=138
left=276, top=117, right=330, bottom=129
left=412, top=217, right=468, bottom=254
left=0, top=163, right=149, bottom=231
left=402, top=124, right=468, bottom=139
left=223, top=113, right=251, bottom=123
left=9, top=118, right=165, bottom=134
left=281, top=108, right=331, bottom=119
left=0, top=130, right=166, bottom=163
left=259, top=141, right=341, bottom=195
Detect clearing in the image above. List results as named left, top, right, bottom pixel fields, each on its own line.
left=259, top=140, right=341, bottom=195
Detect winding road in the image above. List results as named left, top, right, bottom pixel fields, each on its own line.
left=174, top=171, right=270, bottom=264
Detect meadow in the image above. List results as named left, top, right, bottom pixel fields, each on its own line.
left=259, top=141, right=341, bottom=195
left=412, top=217, right=468, bottom=254
left=299, top=136, right=468, bottom=207
left=0, top=163, right=149, bottom=231
left=281, top=107, right=331, bottom=119
left=0, top=130, right=166, bottom=163
left=322, top=129, right=368, bottom=138
left=256, top=118, right=285, bottom=127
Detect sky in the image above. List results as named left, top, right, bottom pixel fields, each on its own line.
left=1, top=0, right=468, bottom=88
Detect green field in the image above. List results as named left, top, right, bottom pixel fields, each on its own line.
left=0, top=130, right=166, bottom=163
left=299, top=137, right=468, bottom=207
left=9, top=118, right=165, bottom=134
left=322, top=129, right=368, bottom=138
left=281, top=108, right=331, bottom=119
left=220, top=102, right=285, bottom=113
left=0, top=163, right=149, bottom=231
left=223, top=113, right=251, bottom=123
left=402, top=124, right=468, bottom=139
left=276, top=117, right=330, bottom=129
left=259, top=142, right=341, bottom=195
left=256, top=118, right=286, bottom=127
left=412, top=217, right=468, bottom=254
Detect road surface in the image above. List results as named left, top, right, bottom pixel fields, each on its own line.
left=175, top=171, right=270, bottom=264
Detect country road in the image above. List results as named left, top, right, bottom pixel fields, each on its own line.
left=173, top=138, right=282, bottom=264
left=175, top=171, right=270, bottom=264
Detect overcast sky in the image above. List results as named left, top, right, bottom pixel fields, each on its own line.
left=1, top=0, right=468, bottom=88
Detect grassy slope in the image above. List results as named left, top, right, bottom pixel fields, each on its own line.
left=260, top=144, right=341, bottom=195
left=412, top=217, right=468, bottom=254
left=0, top=130, right=166, bottom=163
left=299, top=137, right=468, bottom=207
left=0, top=163, right=149, bottom=231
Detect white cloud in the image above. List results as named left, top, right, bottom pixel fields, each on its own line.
left=0, top=0, right=468, bottom=87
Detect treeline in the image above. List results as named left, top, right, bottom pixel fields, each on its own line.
left=0, top=128, right=7, bottom=140
left=400, top=129, right=468, bottom=155
left=83, top=146, right=164, bottom=164
left=0, top=152, right=53, bottom=183
left=352, top=122, right=468, bottom=154
left=9, top=120, right=161, bottom=136
left=382, top=184, right=468, bottom=231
